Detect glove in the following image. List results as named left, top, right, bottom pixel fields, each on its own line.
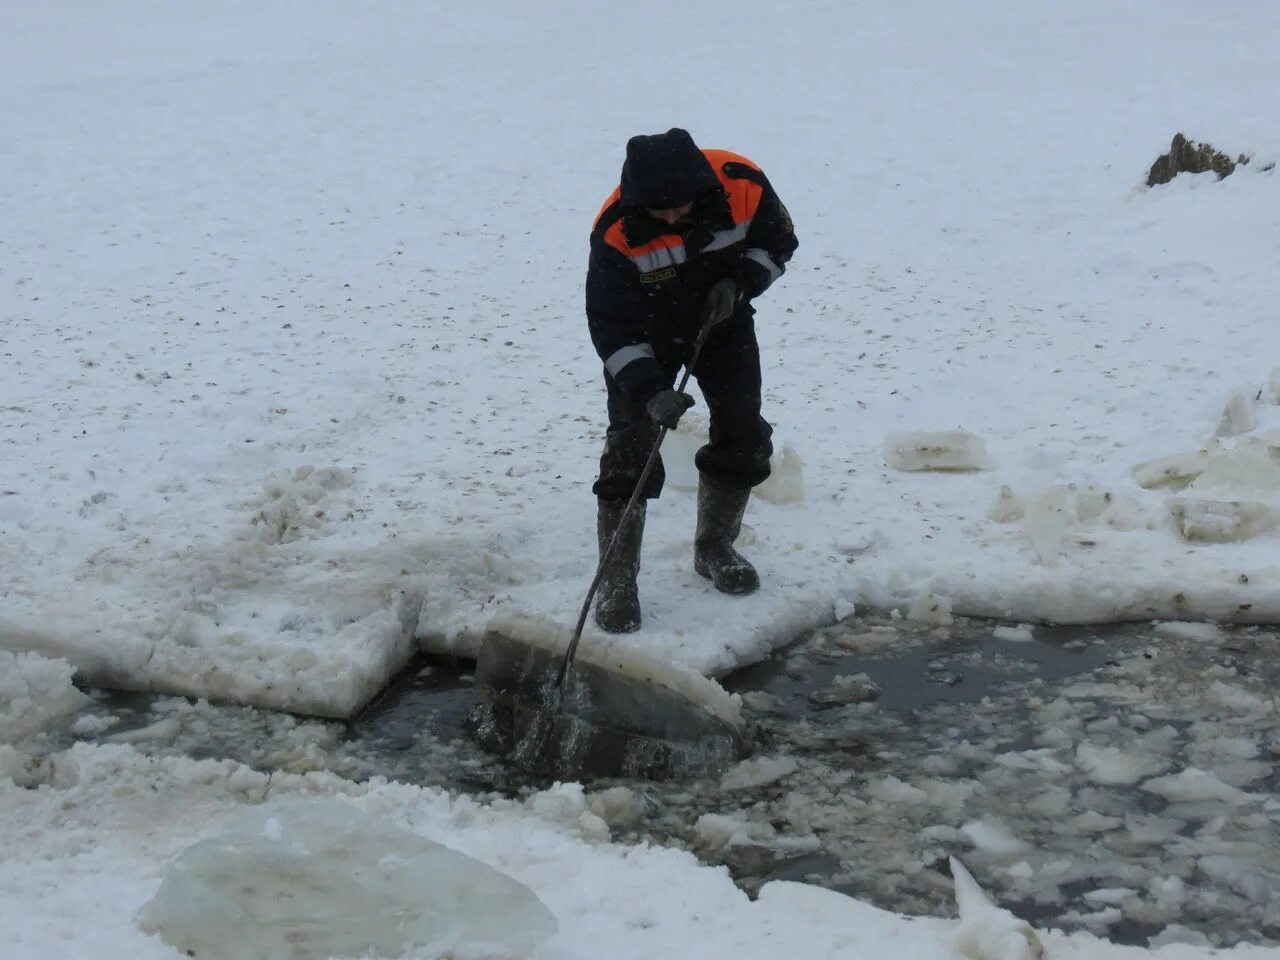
left=702, top=278, right=740, bottom=327
left=646, top=389, right=695, bottom=429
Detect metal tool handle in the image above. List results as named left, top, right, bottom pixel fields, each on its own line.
left=555, top=308, right=720, bottom=692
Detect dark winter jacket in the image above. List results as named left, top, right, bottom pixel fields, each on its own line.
left=586, top=133, right=798, bottom=403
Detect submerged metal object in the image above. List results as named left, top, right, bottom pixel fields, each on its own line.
left=469, top=629, right=748, bottom=781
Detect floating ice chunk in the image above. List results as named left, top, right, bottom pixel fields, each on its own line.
left=1075, top=743, right=1168, bottom=785
left=995, top=749, right=1072, bottom=776
left=959, top=821, right=1032, bottom=857
left=754, top=444, right=804, bottom=505
left=107, top=716, right=183, bottom=746
left=1169, top=497, right=1280, bottom=542
left=587, top=787, right=648, bottom=829
left=138, top=800, right=557, bottom=960
left=529, top=783, right=619, bottom=839
left=1204, top=681, right=1269, bottom=713
left=883, top=431, right=990, bottom=472
left=68, top=714, right=119, bottom=737
left=992, top=624, right=1034, bottom=643
left=1083, top=887, right=1135, bottom=905
left=987, top=485, right=1024, bottom=523
left=808, top=673, right=880, bottom=707
left=695, top=812, right=758, bottom=848
left=866, top=775, right=929, bottom=805
left=1152, top=620, right=1225, bottom=642
left=1142, top=767, right=1260, bottom=804
left=1192, top=735, right=1260, bottom=763
left=1067, top=811, right=1123, bottom=834
left=720, top=755, right=798, bottom=791
left=1148, top=925, right=1213, bottom=949
left=918, top=778, right=980, bottom=808
left=950, top=858, right=1043, bottom=960
left=1215, top=389, right=1258, bottom=437
left=1198, top=855, right=1280, bottom=903
left=694, top=812, right=819, bottom=855
left=907, top=592, right=953, bottom=625
left=1004, top=861, right=1034, bottom=881
left=1026, top=786, right=1072, bottom=818
left=1124, top=815, right=1184, bottom=844
left=1132, top=450, right=1212, bottom=489
left=528, top=782, right=590, bottom=825
left=1060, top=905, right=1122, bottom=933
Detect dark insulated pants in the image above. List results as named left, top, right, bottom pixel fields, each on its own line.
left=592, top=312, right=774, bottom=501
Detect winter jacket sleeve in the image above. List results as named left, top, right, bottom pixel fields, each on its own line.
left=730, top=168, right=798, bottom=300
left=585, top=235, right=669, bottom=404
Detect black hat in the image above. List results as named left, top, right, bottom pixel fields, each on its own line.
left=619, top=128, right=719, bottom=210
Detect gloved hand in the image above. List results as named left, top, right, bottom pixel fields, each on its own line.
left=703, top=278, right=740, bottom=326
left=646, top=389, right=695, bottom=429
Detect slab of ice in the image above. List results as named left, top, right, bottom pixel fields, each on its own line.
left=959, top=821, right=1032, bottom=857
left=1075, top=743, right=1169, bottom=785
left=1152, top=620, right=1226, bottom=642
left=137, top=799, right=557, bottom=960
left=1141, top=767, right=1261, bottom=805
left=883, top=431, right=990, bottom=472
left=866, top=775, right=929, bottom=805
left=1198, top=855, right=1280, bottom=903
left=720, top=755, right=799, bottom=791
left=1169, top=497, right=1280, bottom=542
left=986, top=485, right=1025, bottom=523
left=950, top=858, right=1043, bottom=960
left=1132, top=450, right=1212, bottom=489
left=1204, top=681, right=1269, bottom=713
left=1188, top=436, right=1280, bottom=496
left=1215, top=390, right=1258, bottom=437
left=483, top=612, right=744, bottom=730
left=587, top=787, right=648, bottom=829
left=992, top=624, right=1034, bottom=643
left=756, top=445, right=805, bottom=506
left=1148, top=925, right=1214, bottom=949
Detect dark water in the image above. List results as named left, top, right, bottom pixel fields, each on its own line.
left=78, top=613, right=1280, bottom=949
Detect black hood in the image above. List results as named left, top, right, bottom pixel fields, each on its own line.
left=619, top=128, right=719, bottom=210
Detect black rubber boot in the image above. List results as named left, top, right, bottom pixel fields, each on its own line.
left=693, top=475, right=759, bottom=595
left=594, top=498, right=646, bottom=633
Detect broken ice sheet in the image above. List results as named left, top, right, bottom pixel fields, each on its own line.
left=950, top=857, right=1044, bottom=960
left=138, top=799, right=557, bottom=960
left=1215, top=389, right=1258, bottom=438
left=1169, top=497, right=1280, bottom=543
left=883, top=431, right=990, bottom=471
left=1132, top=449, right=1212, bottom=489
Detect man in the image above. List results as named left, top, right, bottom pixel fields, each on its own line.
left=585, top=127, right=798, bottom=633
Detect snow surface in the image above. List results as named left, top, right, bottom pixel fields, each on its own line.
left=3, top=0, right=1279, bottom=720
left=3, top=0, right=1280, bottom=954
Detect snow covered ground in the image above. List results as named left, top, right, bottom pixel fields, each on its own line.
left=3, top=0, right=1279, bottom=718
left=3, top=0, right=1280, bottom=955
